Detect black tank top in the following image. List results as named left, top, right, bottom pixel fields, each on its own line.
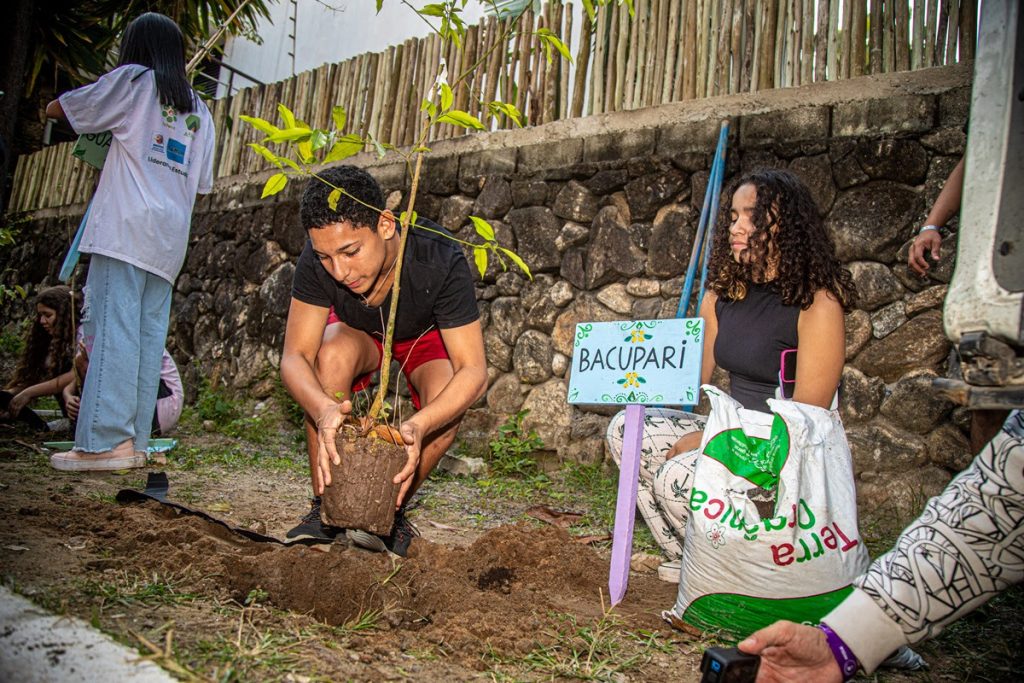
left=714, top=284, right=800, bottom=412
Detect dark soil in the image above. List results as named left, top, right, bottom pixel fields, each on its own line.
left=321, top=428, right=406, bottom=534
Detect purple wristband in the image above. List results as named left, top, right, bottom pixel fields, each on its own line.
left=819, top=622, right=859, bottom=681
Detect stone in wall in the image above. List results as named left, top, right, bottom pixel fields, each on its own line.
left=484, top=327, right=512, bottom=372
left=648, top=204, right=697, bottom=278
left=551, top=295, right=620, bottom=357
left=870, top=301, right=907, bottom=338
left=879, top=369, right=954, bottom=434
left=552, top=180, right=599, bottom=223
left=489, top=297, right=525, bottom=345
left=555, top=221, right=589, bottom=251
left=839, top=366, right=884, bottom=425
left=624, top=166, right=688, bottom=221
left=513, top=330, right=554, bottom=384
left=596, top=283, right=633, bottom=314
left=585, top=169, right=629, bottom=195
left=848, top=421, right=929, bottom=474
left=828, top=182, right=921, bottom=262
left=487, top=373, right=527, bottom=415
left=511, top=179, right=550, bottom=208
left=847, top=261, right=903, bottom=312
left=926, top=423, right=972, bottom=473
left=439, top=195, right=475, bottom=233
left=844, top=310, right=872, bottom=360
left=854, top=139, right=929, bottom=185
left=521, top=379, right=572, bottom=453
left=856, top=466, right=950, bottom=520
left=473, top=176, right=513, bottom=219
left=787, top=153, right=838, bottom=212
left=854, top=310, right=949, bottom=382
left=585, top=205, right=646, bottom=289
left=506, top=207, right=562, bottom=273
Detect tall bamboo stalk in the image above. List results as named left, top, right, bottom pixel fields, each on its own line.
left=573, top=12, right=593, bottom=117
left=896, top=0, right=910, bottom=72
left=613, top=2, right=628, bottom=111
left=683, top=0, right=698, bottom=98
left=945, top=0, right=960, bottom=65
left=741, top=0, right=755, bottom=91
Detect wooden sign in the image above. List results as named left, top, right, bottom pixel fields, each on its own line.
left=567, top=318, right=704, bottom=406
left=565, top=317, right=704, bottom=605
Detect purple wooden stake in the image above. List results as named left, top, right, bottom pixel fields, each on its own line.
left=609, top=403, right=645, bottom=605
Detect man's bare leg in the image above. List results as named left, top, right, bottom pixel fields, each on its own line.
left=403, top=358, right=461, bottom=503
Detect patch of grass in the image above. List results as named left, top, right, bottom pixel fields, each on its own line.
left=0, top=324, right=26, bottom=358
left=194, top=373, right=240, bottom=424
left=488, top=609, right=672, bottom=681
left=558, top=461, right=659, bottom=552
left=487, top=409, right=544, bottom=478
left=83, top=571, right=200, bottom=608
left=921, top=585, right=1024, bottom=682
left=168, top=443, right=305, bottom=475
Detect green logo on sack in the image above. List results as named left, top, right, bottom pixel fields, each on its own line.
left=702, top=415, right=790, bottom=490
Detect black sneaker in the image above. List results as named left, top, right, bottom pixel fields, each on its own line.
left=383, top=507, right=420, bottom=557
left=285, top=498, right=344, bottom=544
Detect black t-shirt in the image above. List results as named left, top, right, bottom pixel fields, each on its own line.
left=714, top=283, right=800, bottom=412
left=291, top=218, right=479, bottom=341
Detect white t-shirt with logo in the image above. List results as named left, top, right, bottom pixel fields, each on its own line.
left=60, top=64, right=215, bottom=283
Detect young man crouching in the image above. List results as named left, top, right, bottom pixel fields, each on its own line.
left=280, top=165, right=486, bottom=555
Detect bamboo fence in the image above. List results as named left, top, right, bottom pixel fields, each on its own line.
left=10, top=0, right=975, bottom=213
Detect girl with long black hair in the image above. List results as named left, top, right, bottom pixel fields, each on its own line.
left=44, top=12, right=215, bottom=470
left=2, top=286, right=80, bottom=430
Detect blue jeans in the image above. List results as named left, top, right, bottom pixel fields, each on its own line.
left=75, top=254, right=171, bottom=452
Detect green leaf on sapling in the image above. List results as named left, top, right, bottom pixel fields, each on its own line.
left=277, top=103, right=297, bottom=129
left=440, top=83, right=454, bottom=111
left=474, top=247, right=488, bottom=279
left=310, top=129, right=329, bottom=151
left=248, top=143, right=283, bottom=167
left=437, top=110, right=485, bottom=130
left=323, top=134, right=364, bottom=162
left=470, top=215, right=495, bottom=241
left=262, top=173, right=288, bottom=198
left=332, top=105, right=347, bottom=131
left=499, top=247, right=532, bottom=279
left=238, top=115, right=280, bottom=137
left=266, top=127, right=313, bottom=143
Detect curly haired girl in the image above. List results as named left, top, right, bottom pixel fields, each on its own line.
left=607, top=168, right=857, bottom=581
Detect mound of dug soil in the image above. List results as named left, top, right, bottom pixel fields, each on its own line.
left=80, top=499, right=674, bottom=661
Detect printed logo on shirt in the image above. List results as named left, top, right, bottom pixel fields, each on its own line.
left=166, top=138, right=187, bottom=164
left=162, top=105, right=178, bottom=124
left=150, top=132, right=166, bottom=154
left=185, top=114, right=201, bottom=132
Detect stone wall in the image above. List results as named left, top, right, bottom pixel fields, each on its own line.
left=1, top=64, right=973, bottom=516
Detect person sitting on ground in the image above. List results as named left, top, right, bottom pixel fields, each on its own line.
left=739, top=410, right=1024, bottom=682
left=59, top=335, right=184, bottom=440
left=606, top=168, right=856, bottom=582
left=280, top=164, right=487, bottom=556
left=1, top=286, right=81, bottom=431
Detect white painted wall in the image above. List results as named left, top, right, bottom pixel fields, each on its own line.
left=218, top=0, right=488, bottom=94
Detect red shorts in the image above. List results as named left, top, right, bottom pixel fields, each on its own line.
left=326, top=306, right=448, bottom=410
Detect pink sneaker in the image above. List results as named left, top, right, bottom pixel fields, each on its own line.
left=50, top=439, right=146, bottom=472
